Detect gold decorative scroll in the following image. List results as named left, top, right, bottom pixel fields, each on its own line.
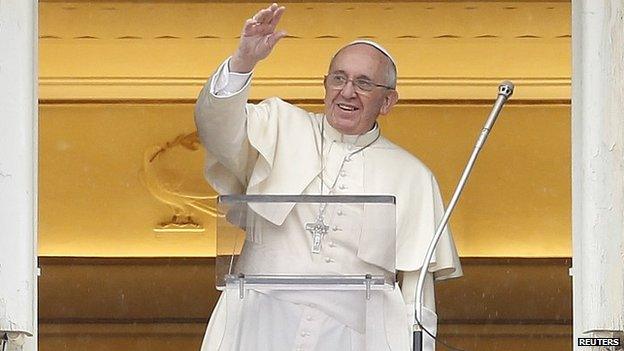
left=139, top=131, right=222, bottom=233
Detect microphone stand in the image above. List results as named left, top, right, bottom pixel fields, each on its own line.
left=413, top=81, right=515, bottom=351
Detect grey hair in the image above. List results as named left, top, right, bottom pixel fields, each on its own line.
left=329, top=42, right=397, bottom=89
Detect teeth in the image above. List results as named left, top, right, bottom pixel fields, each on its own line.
left=338, top=104, right=357, bottom=111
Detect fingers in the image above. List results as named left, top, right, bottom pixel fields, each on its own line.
left=267, top=6, right=285, bottom=30
left=244, top=4, right=285, bottom=37
left=242, top=18, right=270, bottom=37
left=244, top=21, right=272, bottom=37
left=242, top=18, right=255, bottom=34
left=253, top=3, right=279, bottom=24
left=237, top=3, right=286, bottom=65
left=251, top=4, right=284, bottom=26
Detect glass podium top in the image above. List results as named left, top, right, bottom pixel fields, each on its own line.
left=216, top=195, right=397, bottom=293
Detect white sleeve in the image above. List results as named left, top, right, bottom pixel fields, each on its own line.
left=210, top=57, right=253, bottom=97
left=195, top=65, right=257, bottom=194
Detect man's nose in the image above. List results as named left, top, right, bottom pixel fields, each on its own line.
left=339, top=80, right=357, bottom=98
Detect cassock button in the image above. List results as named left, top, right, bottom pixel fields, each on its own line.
left=332, top=226, right=340, bottom=231
left=306, top=315, right=313, bottom=321
left=337, top=210, right=344, bottom=216
left=339, top=184, right=347, bottom=190
left=340, top=170, right=347, bottom=177
left=324, top=257, right=333, bottom=263
left=328, top=241, right=336, bottom=248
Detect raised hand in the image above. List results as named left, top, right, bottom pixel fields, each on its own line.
left=230, top=3, right=287, bottom=73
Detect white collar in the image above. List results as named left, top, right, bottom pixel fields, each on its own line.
left=323, top=117, right=380, bottom=147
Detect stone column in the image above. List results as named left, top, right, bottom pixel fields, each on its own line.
left=572, top=1, right=624, bottom=349
left=0, top=1, right=38, bottom=351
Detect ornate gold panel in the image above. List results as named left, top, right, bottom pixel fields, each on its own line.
left=38, top=103, right=570, bottom=257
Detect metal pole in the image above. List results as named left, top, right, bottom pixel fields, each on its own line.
left=413, top=82, right=514, bottom=350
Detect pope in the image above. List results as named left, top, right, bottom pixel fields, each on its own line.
left=195, top=3, right=462, bottom=350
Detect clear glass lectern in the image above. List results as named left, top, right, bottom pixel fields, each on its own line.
left=217, top=195, right=397, bottom=294
left=215, top=195, right=397, bottom=348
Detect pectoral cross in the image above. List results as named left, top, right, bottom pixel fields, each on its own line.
left=305, top=216, right=329, bottom=254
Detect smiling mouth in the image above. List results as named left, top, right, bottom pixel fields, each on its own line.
left=337, top=103, right=359, bottom=112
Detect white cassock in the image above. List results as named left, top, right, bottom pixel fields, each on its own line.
left=195, top=58, right=462, bottom=351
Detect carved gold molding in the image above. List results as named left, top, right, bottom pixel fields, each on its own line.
left=39, top=1, right=571, bottom=101
left=39, top=76, right=570, bottom=101
left=39, top=2, right=570, bottom=39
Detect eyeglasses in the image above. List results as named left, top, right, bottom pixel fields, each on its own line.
left=324, top=73, right=394, bottom=93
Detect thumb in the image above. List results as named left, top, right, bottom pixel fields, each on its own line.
left=267, top=30, right=287, bottom=48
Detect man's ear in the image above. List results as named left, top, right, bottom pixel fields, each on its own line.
left=380, top=90, right=399, bottom=115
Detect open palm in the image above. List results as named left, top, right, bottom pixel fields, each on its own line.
left=231, top=4, right=287, bottom=72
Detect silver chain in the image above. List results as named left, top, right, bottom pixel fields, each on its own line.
left=317, top=116, right=380, bottom=217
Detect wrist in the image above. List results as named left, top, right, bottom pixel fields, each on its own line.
left=229, top=54, right=256, bottom=73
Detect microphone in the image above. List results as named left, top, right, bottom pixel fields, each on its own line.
left=413, top=81, right=514, bottom=351
left=499, top=81, right=515, bottom=98
left=475, top=81, right=515, bottom=150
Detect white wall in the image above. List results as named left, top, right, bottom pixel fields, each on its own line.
left=0, top=1, right=38, bottom=350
